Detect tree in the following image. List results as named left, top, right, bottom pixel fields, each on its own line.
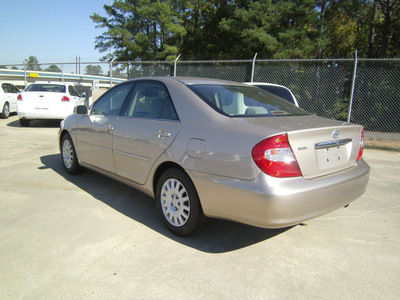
left=377, top=0, right=400, bottom=57
left=44, top=65, right=61, bottom=73
left=219, top=0, right=319, bottom=59
left=91, top=0, right=399, bottom=60
left=90, top=0, right=186, bottom=61
left=24, top=56, right=42, bottom=71
left=84, top=65, right=103, bottom=76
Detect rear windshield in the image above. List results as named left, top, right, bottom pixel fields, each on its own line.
left=25, top=84, right=66, bottom=93
left=188, top=84, right=309, bottom=117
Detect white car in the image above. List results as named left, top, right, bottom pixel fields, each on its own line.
left=17, top=82, right=84, bottom=127
left=0, top=82, right=20, bottom=119
left=244, top=82, right=299, bottom=107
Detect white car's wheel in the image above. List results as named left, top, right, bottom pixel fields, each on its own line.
left=1, top=102, right=10, bottom=119
left=156, top=168, right=206, bottom=236
left=61, top=134, right=83, bottom=174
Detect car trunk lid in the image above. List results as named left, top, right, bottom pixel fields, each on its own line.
left=21, top=91, right=67, bottom=113
left=287, top=125, right=363, bottom=179
left=233, top=115, right=363, bottom=179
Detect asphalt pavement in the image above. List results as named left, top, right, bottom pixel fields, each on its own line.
left=1, top=115, right=399, bottom=299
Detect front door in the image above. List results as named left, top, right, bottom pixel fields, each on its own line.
left=74, top=82, right=135, bottom=173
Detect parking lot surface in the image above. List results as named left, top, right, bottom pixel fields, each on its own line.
left=1, top=115, right=399, bottom=299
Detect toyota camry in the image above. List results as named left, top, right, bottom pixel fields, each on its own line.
left=59, top=77, right=370, bottom=236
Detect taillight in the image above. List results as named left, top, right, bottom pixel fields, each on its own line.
left=356, top=127, right=365, bottom=161
left=61, top=96, right=70, bottom=102
left=17, top=94, right=22, bottom=101
left=252, top=133, right=302, bottom=178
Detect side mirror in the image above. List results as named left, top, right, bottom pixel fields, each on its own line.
left=74, top=105, right=88, bottom=115
left=80, top=93, right=86, bottom=98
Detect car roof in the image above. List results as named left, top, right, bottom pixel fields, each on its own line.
left=32, top=81, right=71, bottom=85
left=244, top=82, right=289, bottom=89
left=130, top=76, right=247, bottom=86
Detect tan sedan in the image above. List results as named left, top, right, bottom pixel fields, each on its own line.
left=59, top=77, right=370, bottom=236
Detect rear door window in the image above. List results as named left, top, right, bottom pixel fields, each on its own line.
left=8, top=84, right=19, bottom=93
left=125, top=81, right=178, bottom=120
left=1, top=83, right=8, bottom=93
left=68, top=85, right=80, bottom=97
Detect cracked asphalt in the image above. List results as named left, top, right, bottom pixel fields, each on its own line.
left=1, top=115, right=399, bottom=299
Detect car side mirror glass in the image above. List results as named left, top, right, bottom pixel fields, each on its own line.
left=74, top=105, right=88, bottom=115
left=80, top=93, right=86, bottom=98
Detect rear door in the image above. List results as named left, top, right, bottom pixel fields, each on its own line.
left=68, top=85, right=83, bottom=106
left=4, top=83, right=19, bottom=112
left=75, top=82, right=135, bottom=173
left=113, top=80, right=180, bottom=184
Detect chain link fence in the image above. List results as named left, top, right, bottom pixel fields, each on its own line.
left=2, top=58, right=399, bottom=151
left=169, top=58, right=399, bottom=152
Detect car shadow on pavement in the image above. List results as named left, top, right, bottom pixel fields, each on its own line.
left=7, top=118, right=61, bottom=128
left=40, top=153, right=292, bottom=253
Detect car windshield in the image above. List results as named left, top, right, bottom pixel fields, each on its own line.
left=188, top=84, right=309, bottom=117
left=25, top=84, right=66, bottom=93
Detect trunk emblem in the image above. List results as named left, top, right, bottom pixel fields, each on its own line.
left=332, top=130, right=340, bottom=139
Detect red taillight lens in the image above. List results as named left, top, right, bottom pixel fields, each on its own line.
left=17, top=94, right=22, bottom=101
left=356, top=127, right=365, bottom=161
left=61, top=96, right=70, bottom=102
left=252, top=133, right=302, bottom=178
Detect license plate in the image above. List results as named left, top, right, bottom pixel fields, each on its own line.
left=316, top=146, right=347, bottom=169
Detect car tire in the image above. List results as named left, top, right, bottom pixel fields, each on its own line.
left=61, top=133, right=83, bottom=174
left=156, top=168, right=206, bottom=236
left=19, top=119, right=30, bottom=127
left=1, top=102, right=10, bottom=119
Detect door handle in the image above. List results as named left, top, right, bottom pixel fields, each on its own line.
left=157, top=129, right=171, bottom=139
left=105, top=124, right=114, bottom=132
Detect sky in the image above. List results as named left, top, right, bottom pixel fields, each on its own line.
left=0, top=0, right=111, bottom=66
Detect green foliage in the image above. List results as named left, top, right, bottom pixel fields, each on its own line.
left=44, top=65, right=61, bottom=73
left=84, top=65, right=104, bottom=76
left=91, top=0, right=399, bottom=60
left=24, top=56, right=42, bottom=71
left=91, top=0, right=185, bottom=61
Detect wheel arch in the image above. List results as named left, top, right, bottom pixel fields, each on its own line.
left=152, top=161, right=190, bottom=196
left=59, top=129, right=71, bottom=151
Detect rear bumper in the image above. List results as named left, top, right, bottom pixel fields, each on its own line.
left=190, top=159, right=370, bottom=228
left=17, top=110, right=71, bottom=120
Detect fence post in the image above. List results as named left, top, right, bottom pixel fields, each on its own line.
left=251, top=53, right=258, bottom=82
left=348, top=50, right=358, bottom=123
left=61, top=63, right=64, bottom=82
left=23, top=62, right=27, bottom=88
left=110, top=58, right=115, bottom=87
left=174, top=54, right=181, bottom=77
